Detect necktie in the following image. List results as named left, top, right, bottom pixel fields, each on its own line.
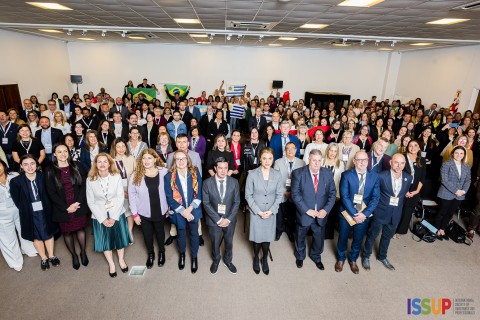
left=356, top=173, right=365, bottom=210
left=313, top=173, right=318, bottom=193
left=289, top=161, right=293, bottom=171
left=219, top=180, right=224, bottom=201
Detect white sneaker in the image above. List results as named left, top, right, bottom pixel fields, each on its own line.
left=13, top=266, right=22, bottom=272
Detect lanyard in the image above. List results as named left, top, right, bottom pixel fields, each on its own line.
left=21, top=140, right=33, bottom=154
left=99, top=176, right=110, bottom=200
left=0, top=121, right=11, bottom=136
left=30, top=180, right=39, bottom=201
left=102, top=133, right=108, bottom=145
left=82, top=119, right=92, bottom=128
left=116, top=160, right=127, bottom=179
left=251, top=143, right=258, bottom=156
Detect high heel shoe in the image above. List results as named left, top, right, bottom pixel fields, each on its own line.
left=109, top=266, right=117, bottom=278
left=120, top=265, right=129, bottom=273
left=253, top=256, right=260, bottom=274
left=261, top=256, right=269, bottom=275
left=72, top=254, right=80, bottom=270
left=80, top=251, right=89, bottom=267
left=146, top=253, right=155, bottom=269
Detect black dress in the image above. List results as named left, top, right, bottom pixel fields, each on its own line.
left=144, top=175, right=162, bottom=222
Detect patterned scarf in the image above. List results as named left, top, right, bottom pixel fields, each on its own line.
left=171, top=169, right=198, bottom=205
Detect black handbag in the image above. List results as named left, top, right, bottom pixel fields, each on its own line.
left=446, top=220, right=472, bottom=245
left=411, top=221, right=436, bottom=243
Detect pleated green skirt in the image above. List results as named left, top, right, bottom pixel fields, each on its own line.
left=92, top=214, right=132, bottom=252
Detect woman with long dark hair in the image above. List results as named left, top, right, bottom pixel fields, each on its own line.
left=45, top=144, right=89, bottom=269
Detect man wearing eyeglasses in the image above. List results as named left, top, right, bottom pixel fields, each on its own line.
left=335, top=150, right=380, bottom=274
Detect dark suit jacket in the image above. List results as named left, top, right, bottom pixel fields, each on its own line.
left=207, top=119, right=229, bottom=142
left=202, top=175, right=240, bottom=227
left=44, top=163, right=88, bottom=222
left=373, top=170, right=413, bottom=225
left=120, top=124, right=146, bottom=141
left=180, top=110, right=194, bottom=131
left=20, top=109, right=40, bottom=122
left=339, top=168, right=380, bottom=218
left=199, top=114, right=212, bottom=136
left=109, top=105, right=129, bottom=119
left=34, top=127, right=63, bottom=151
left=142, top=123, right=159, bottom=148
left=291, top=166, right=337, bottom=227
left=248, top=116, right=267, bottom=132
left=95, top=112, right=111, bottom=123
left=367, top=151, right=391, bottom=173
left=403, top=155, right=426, bottom=206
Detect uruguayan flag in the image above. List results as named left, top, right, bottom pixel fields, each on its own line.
left=230, top=104, right=244, bottom=119
left=226, top=85, right=245, bottom=97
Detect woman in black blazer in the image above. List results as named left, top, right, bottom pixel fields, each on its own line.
left=206, top=109, right=229, bottom=145
left=45, top=144, right=89, bottom=270
left=143, top=113, right=159, bottom=148
left=10, top=154, right=59, bottom=271
left=97, top=120, right=115, bottom=152
left=206, top=134, right=235, bottom=177
left=396, top=139, right=426, bottom=236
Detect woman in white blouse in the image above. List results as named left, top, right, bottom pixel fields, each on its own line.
left=53, top=111, right=71, bottom=135
left=127, top=127, right=148, bottom=160
left=303, top=129, right=328, bottom=165
left=86, top=153, right=131, bottom=278
left=0, top=159, right=37, bottom=271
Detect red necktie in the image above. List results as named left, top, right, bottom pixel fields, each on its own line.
left=313, top=173, right=318, bottom=193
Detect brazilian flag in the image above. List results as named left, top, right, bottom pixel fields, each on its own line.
left=127, top=87, right=156, bottom=101
left=165, top=84, right=189, bottom=97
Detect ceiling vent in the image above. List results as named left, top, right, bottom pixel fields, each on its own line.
left=452, top=1, right=480, bottom=10
left=226, top=20, right=277, bottom=30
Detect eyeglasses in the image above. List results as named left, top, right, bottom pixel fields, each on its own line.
left=175, top=157, right=187, bottom=162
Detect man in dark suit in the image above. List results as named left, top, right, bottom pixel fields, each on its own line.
left=426, top=103, right=438, bottom=120
left=110, top=97, right=129, bottom=120
left=77, top=108, right=99, bottom=134
left=20, top=99, right=40, bottom=122
left=291, top=149, right=336, bottom=270
left=367, top=138, right=391, bottom=174
left=270, top=120, right=300, bottom=160
left=137, top=78, right=151, bottom=88
left=336, top=150, right=380, bottom=274
left=35, top=116, right=63, bottom=165
left=110, top=111, right=128, bottom=138
left=121, top=113, right=146, bottom=141
left=187, top=97, right=202, bottom=123
left=96, top=102, right=112, bottom=123
left=199, top=105, right=214, bottom=136
left=202, top=157, right=240, bottom=275
left=248, top=107, right=266, bottom=133
left=178, top=100, right=193, bottom=131
left=60, top=95, right=74, bottom=119
left=393, top=113, right=411, bottom=135
left=362, top=153, right=413, bottom=271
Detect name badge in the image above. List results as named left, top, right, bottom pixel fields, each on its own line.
left=253, top=157, right=257, bottom=165
left=300, top=149, right=305, bottom=155
left=353, top=194, right=363, bottom=204
left=236, top=159, right=241, bottom=166
left=32, top=201, right=43, bottom=211
left=2, top=138, right=8, bottom=144
left=342, top=154, right=349, bottom=162
left=286, top=178, right=291, bottom=187
left=421, top=151, right=427, bottom=158
left=389, top=196, right=399, bottom=206
left=218, top=204, right=226, bottom=215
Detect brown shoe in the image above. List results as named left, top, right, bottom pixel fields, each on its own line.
left=349, top=260, right=359, bottom=274
left=335, top=260, right=344, bottom=272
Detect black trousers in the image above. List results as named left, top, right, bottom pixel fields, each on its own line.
left=140, top=215, right=166, bottom=254
left=208, top=220, right=236, bottom=264
left=276, top=201, right=296, bottom=236
left=396, top=205, right=416, bottom=235
left=434, top=198, right=460, bottom=231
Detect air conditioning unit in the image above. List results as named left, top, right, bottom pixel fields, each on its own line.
left=226, top=20, right=277, bottom=30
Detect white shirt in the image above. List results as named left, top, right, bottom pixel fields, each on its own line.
left=455, top=162, right=462, bottom=177
left=390, top=170, right=402, bottom=197
left=215, top=175, right=226, bottom=202
left=178, top=171, right=189, bottom=206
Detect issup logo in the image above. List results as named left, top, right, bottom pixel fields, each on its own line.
left=407, top=298, right=452, bottom=315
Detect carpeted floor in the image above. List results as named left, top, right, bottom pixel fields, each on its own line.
left=1, top=212, right=479, bottom=320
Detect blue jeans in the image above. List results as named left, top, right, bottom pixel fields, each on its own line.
left=362, top=218, right=397, bottom=261
left=177, top=220, right=199, bottom=258
left=230, top=118, right=238, bottom=130
left=336, top=214, right=370, bottom=262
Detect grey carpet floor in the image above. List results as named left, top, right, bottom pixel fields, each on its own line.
left=1, top=213, right=479, bottom=320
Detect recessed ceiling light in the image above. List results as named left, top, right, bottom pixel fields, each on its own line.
left=338, top=0, right=384, bottom=7
left=189, top=34, right=208, bottom=38
left=268, top=44, right=282, bottom=47
left=38, top=29, right=63, bottom=33
left=410, top=42, right=434, bottom=46
left=299, top=24, right=329, bottom=29
left=427, top=18, right=470, bottom=25
left=174, top=18, right=200, bottom=24
left=197, top=41, right=211, bottom=44
left=128, top=36, right=146, bottom=40
left=278, top=37, right=297, bottom=41
left=378, top=48, right=393, bottom=51
left=77, top=37, right=95, bottom=41
left=26, top=2, right=72, bottom=10
left=333, top=43, right=351, bottom=47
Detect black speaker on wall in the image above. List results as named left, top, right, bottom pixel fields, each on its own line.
left=70, top=75, right=83, bottom=84
left=272, top=80, right=283, bottom=89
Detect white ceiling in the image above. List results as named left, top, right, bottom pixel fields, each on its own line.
left=1, top=0, right=480, bottom=51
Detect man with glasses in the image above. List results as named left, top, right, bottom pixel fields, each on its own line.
left=42, top=100, right=66, bottom=122
left=335, top=150, right=380, bottom=274
left=0, top=110, right=19, bottom=167
left=165, top=134, right=204, bottom=246
left=20, top=99, right=40, bottom=122
left=270, top=120, right=300, bottom=160
left=274, top=142, right=305, bottom=242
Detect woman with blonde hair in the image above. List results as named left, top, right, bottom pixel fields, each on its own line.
left=86, top=153, right=131, bottom=277
left=53, top=111, right=71, bottom=134
left=337, top=130, right=360, bottom=170
left=129, top=148, right=169, bottom=269
left=155, top=131, right=173, bottom=164
left=296, top=124, right=310, bottom=159
left=7, top=108, right=25, bottom=125
left=110, top=138, right=136, bottom=241
left=164, top=150, right=203, bottom=273
left=442, top=135, right=474, bottom=167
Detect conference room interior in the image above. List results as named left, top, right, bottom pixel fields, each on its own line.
left=1, top=1, right=480, bottom=319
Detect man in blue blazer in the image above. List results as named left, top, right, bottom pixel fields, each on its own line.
left=362, top=153, right=413, bottom=271
left=336, top=150, right=380, bottom=274
left=291, top=149, right=336, bottom=270
left=187, top=97, right=202, bottom=123
left=270, top=120, right=300, bottom=160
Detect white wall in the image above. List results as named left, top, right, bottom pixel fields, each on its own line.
left=395, top=45, right=480, bottom=113
left=67, top=41, right=397, bottom=103
left=0, top=29, right=72, bottom=103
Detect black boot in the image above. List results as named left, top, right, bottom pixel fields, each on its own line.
left=178, top=253, right=185, bottom=270
left=261, top=256, right=269, bottom=275
left=253, top=256, right=260, bottom=274
left=146, top=253, right=155, bottom=269
left=191, top=257, right=198, bottom=273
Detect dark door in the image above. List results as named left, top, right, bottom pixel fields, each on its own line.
left=0, top=84, right=22, bottom=113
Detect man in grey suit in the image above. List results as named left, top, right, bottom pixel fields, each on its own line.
left=110, top=97, right=129, bottom=120
left=291, top=149, right=336, bottom=270
left=274, top=142, right=305, bottom=242
left=203, top=157, right=241, bottom=275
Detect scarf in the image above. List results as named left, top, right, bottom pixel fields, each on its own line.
left=171, top=169, right=198, bottom=206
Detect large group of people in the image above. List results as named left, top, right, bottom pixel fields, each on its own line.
left=0, top=78, right=479, bottom=276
